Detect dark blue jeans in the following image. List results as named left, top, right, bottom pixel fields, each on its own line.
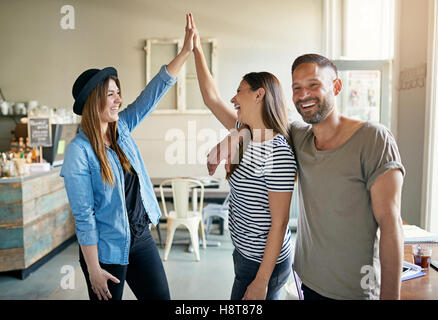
left=79, top=226, right=170, bottom=300
left=230, top=249, right=292, bottom=300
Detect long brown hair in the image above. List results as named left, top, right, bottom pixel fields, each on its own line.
left=81, top=76, right=131, bottom=186
left=227, top=72, right=291, bottom=179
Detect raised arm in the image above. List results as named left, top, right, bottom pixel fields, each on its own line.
left=119, top=14, right=195, bottom=131
left=190, top=13, right=237, bottom=130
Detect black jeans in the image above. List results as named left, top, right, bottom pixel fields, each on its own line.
left=79, top=227, right=170, bottom=300
left=301, top=283, right=333, bottom=300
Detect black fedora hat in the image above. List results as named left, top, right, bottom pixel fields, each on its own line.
left=72, top=67, right=118, bottom=115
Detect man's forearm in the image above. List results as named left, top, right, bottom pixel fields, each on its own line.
left=379, top=220, right=404, bottom=299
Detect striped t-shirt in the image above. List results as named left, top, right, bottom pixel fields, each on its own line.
left=228, top=134, right=297, bottom=264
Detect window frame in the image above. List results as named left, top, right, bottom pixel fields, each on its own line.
left=421, top=0, right=438, bottom=233
left=333, top=59, right=392, bottom=129
left=144, top=38, right=217, bottom=115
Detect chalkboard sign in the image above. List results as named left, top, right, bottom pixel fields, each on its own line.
left=28, top=118, right=52, bottom=147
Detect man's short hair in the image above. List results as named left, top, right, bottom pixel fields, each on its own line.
left=291, top=53, right=338, bottom=78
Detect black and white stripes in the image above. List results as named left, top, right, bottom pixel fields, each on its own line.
left=228, top=134, right=297, bottom=264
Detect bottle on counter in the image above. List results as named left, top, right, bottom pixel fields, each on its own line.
left=18, top=137, right=24, bottom=158
left=10, top=137, right=18, bottom=155
left=31, top=147, right=37, bottom=163
left=24, top=137, right=32, bottom=163
left=0, top=153, right=5, bottom=177
left=26, top=151, right=32, bottom=164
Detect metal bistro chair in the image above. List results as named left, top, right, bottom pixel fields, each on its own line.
left=159, top=178, right=206, bottom=261
left=203, top=193, right=230, bottom=236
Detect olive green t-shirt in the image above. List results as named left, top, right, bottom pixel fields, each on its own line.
left=290, top=121, right=405, bottom=300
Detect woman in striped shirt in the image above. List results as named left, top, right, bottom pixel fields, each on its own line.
left=189, top=14, right=297, bottom=300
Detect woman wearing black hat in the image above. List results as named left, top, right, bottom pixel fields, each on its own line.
left=60, top=14, right=195, bottom=300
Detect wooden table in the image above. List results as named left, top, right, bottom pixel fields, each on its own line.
left=401, top=242, right=438, bottom=299
left=151, top=177, right=230, bottom=204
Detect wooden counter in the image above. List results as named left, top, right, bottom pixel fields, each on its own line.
left=0, top=167, right=75, bottom=278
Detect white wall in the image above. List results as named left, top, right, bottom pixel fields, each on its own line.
left=0, top=0, right=323, bottom=178
left=396, top=0, right=430, bottom=226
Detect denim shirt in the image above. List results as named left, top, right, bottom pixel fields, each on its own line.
left=60, top=65, right=176, bottom=265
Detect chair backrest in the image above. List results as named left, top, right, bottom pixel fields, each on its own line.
left=222, top=193, right=230, bottom=207
left=159, top=178, right=204, bottom=218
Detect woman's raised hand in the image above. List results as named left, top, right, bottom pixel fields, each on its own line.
left=182, top=13, right=195, bottom=53
left=189, top=13, right=201, bottom=50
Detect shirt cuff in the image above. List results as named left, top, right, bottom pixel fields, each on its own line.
left=76, top=229, right=99, bottom=246
left=160, top=65, right=177, bottom=86
left=366, top=161, right=406, bottom=190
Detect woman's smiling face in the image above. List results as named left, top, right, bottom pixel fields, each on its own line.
left=99, top=78, right=122, bottom=124
left=230, top=80, right=259, bottom=124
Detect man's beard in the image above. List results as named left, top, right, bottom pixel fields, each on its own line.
left=295, top=96, right=333, bottom=124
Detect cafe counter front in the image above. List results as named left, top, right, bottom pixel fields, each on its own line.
left=0, top=167, right=75, bottom=279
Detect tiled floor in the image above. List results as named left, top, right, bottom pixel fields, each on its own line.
left=0, top=226, right=299, bottom=300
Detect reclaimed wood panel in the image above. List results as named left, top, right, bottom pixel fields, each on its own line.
left=0, top=204, right=23, bottom=228
left=24, top=234, right=52, bottom=267
left=23, top=210, right=56, bottom=247
left=0, top=182, right=22, bottom=206
left=0, top=226, right=23, bottom=250
left=51, top=213, right=75, bottom=251
left=22, top=188, right=69, bottom=225
left=21, top=171, right=66, bottom=203
left=0, top=247, right=25, bottom=272
left=24, top=206, right=75, bottom=267
left=0, top=168, right=75, bottom=272
left=23, top=205, right=72, bottom=247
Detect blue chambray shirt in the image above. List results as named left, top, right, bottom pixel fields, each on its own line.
left=60, top=65, right=176, bottom=265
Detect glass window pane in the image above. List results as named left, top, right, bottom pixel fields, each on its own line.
left=150, top=43, right=178, bottom=110
left=186, top=79, right=207, bottom=111
left=336, top=70, right=381, bottom=122
left=342, top=0, right=394, bottom=59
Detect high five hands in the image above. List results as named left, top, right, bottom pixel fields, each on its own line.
left=188, top=13, right=201, bottom=50
left=181, top=13, right=195, bottom=53
left=182, top=13, right=201, bottom=54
